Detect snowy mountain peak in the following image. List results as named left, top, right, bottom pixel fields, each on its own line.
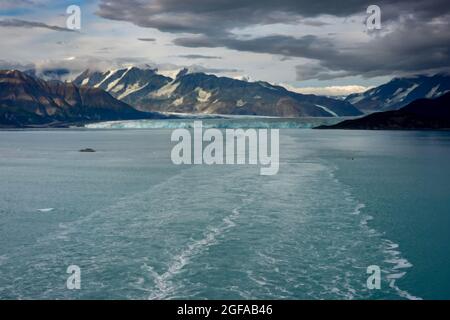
left=345, top=73, right=450, bottom=113
left=72, top=66, right=362, bottom=117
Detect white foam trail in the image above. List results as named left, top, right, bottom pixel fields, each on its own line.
left=352, top=203, right=366, bottom=215
left=328, top=165, right=422, bottom=300
left=356, top=204, right=421, bottom=300
left=147, top=208, right=241, bottom=300
left=358, top=208, right=421, bottom=300
left=383, top=239, right=422, bottom=300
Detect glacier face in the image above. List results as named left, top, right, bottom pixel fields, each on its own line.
left=84, top=117, right=346, bottom=130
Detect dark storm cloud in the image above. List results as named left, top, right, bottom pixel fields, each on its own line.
left=0, top=19, right=74, bottom=32
left=97, top=0, right=450, bottom=34
left=174, top=35, right=337, bottom=61
left=96, top=0, right=450, bottom=79
left=295, top=18, right=450, bottom=80
left=175, top=18, right=450, bottom=80
left=96, top=0, right=356, bottom=36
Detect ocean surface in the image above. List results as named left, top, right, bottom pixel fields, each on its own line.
left=1, top=119, right=450, bottom=299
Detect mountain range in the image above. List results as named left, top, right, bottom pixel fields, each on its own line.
left=320, top=92, right=450, bottom=130
left=0, top=70, right=165, bottom=127
left=73, top=67, right=362, bottom=118
left=346, top=73, right=450, bottom=113
left=2, top=67, right=450, bottom=128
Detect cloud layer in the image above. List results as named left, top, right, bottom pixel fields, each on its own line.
left=284, top=84, right=370, bottom=96
left=96, top=0, right=450, bottom=80
left=0, top=18, right=73, bottom=32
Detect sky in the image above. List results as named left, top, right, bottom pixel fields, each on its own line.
left=1, top=0, right=449, bottom=96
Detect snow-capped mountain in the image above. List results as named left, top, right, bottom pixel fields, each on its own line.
left=74, top=67, right=172, bottom=102
left=74, top=67, right=362, bottom=118
left=345, top=73, right=450, bottom=113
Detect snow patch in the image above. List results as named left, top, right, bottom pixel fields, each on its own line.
left=196, top=88, right=212, bottom=103
left=347, top=94, right=365, bottom=104
left=393, top=88, right=404, bottom=96
left=172, top=97, right=184, bottom=106
left=236, top=99, right=246, bottom=107
left=315, top=104, right=338, bottom=117
left=111, top=83, right=125, bottom=93
left=94, top=69, right=118, bottom=88
left=392, top=84, right=419, bottom=102
left=152, top=82, right=180, bottom=98
left=426, top=85, right=440, bottom=98
left=106, top=67, right=132, bottom=92
left=118, top=82, right=148, bottom=100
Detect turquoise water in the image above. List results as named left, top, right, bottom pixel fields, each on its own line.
left=0, top=127, right=449, bottom=299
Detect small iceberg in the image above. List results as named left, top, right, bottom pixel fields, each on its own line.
left=37, top=208, right=55, bottom=213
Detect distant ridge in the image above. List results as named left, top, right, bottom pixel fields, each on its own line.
left=318, top=92, right=450, bottom=130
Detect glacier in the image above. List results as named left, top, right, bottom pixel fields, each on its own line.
left=84, top=117, right=346, bottom=129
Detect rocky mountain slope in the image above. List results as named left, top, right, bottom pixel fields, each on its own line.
left=346, top=74, right=450, bottom=113
left=0, top=70, right=165, bottom=127
left=74, top=67, right=362, bottom=118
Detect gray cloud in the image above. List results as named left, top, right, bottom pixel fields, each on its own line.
left=94, top=1, right=450, bottom=79
left=174, top=35, right=337, bottom=61
left=1, top=56, right=242, bottom=81
left=0, top=0, right=36, bottom=10
left=300, top=19, right=330, bottom=27
left=173, top=17, right=450, bottom=80
left=0, top=59, right=35, bottom=71
left=0, top=19, right=74, bottom=32
left=98, top=0, right=377, bottom=37
left=187, top=65, right=241, bottom=74
left=97, top=0, right=450, bottom=34
left=178, top=54, right=222, bottom=60
left=137, top=37, right=156, bottom=42
left=0, top=60, right=70, bottom=81
left=296, top=18, right=450, bottom=80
